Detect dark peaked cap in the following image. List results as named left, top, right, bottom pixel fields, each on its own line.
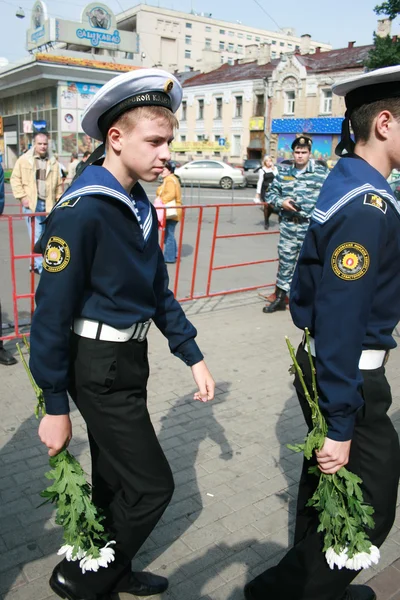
left=332, top=64, right=400, bottom=156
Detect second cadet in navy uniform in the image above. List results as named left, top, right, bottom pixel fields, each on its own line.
left=29, top=69, right=215, bottom=600
left=244, top=66, right=400, bottom=600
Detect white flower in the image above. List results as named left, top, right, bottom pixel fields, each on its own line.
left=79, top=541, right=116, bottom=574
left=325, top=547, right=349, bottom=570
left=57, top=544, right=86, bottom=562
left=345, top=545, right=380, bottom=570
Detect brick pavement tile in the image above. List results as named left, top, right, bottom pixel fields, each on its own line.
left=150, top=516, right=197, bottom=547
left=0, top=543, right=43, bottom=574
left=0, top=568, right=26, bottom=595
left=178, top=544, right=227, bottom=578
left=219, top=505, right=265, bottom=534
left=1, top=575, right=53, bottom=600
left=186, top=500, right=233, bottom=528
left=224, top=486, right=267, bottom=512
left=227, top=470, right=266, bottom=493
left=167, top=565, right=226, bottom=600
left=369, top=565, right=400, bottom=599
left=0, top=497, right=32, bottom=519
left=161, top=496, right=203, bottom=525
left=216, top=547, right=264, bottom=583
left=181, top=521, right=230, bottom=552
left=138, top=538, right=193, bottom=570
left=2, top=520, right=55, bottom=551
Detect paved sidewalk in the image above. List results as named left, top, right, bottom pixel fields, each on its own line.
left=0, top=291, right=400, bottom=600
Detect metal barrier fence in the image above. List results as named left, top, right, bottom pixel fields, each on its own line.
left=0, top=203, right=279, bottom=342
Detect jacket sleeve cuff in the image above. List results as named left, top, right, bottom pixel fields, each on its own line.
left=173, top=339, right=204, bottom=366
left=326, top=413, right=357, bottom=442
left=43, top=391, right=70, bottom=415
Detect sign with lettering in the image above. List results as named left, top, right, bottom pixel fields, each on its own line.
left=26, top=1, right=139, bottom=53
left=170, top=141, right=231, bottom=152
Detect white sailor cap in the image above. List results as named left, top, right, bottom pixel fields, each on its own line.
left=332, top=65, right=400, bottom=156
left=81, top=68, right=183, bottom=141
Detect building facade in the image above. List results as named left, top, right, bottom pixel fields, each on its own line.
left=171, top=42, right=373, bottom=165
left=116, top=4, right=331, bottom=73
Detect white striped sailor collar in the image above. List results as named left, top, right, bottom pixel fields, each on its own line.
left=55, top=165, right=152, bottom=234
left=312, top=156, right=400, bottom=224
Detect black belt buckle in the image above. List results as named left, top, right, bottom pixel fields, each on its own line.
left=134, top=320, right=152, bottom=342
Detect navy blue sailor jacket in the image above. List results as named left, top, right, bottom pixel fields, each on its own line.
left=290, top=155, right=400, bottom=442
left=30, top=165, right=203, bottom=416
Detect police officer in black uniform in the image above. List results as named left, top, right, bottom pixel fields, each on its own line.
left=244, top=66, right=400, bottom=600
left=30, top=69, right=215, bottom=600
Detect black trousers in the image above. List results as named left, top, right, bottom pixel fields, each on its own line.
left=248, top=345, right=400, bottom=600
left=61, top=333, right=174, bottom=595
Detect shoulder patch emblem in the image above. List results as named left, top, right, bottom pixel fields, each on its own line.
left=282, top=176, right=295, bottom=181
left=363, top=193, right=387, bottom=214
left=56, top=196, right=82, bottom=209
left=331, top=242, right=370, bottom=281
left=43, top=237, right=70, bottom=273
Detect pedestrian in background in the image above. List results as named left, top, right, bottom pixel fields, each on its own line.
left=10, top=132, right=62, bottom=274
left=263, top=135, right=328, bottom=313
left=246, top=63, right=400, bottom=600
left=0, top=163, right=17, bottom=366
left=65, top=152, right=79, bottom=188
left=156, top=160, right=182, bottom=263
left=253, top=155, right=278, bottom=230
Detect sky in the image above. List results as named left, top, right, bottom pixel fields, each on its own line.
left=0, top=0, right=399, bottom=67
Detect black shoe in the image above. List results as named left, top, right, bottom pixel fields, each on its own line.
left=244, top=582, right=256, bottom=600
left=264, top=221, right=270, bottom=230
left=341, top=585, right=376, bottom=600
left=49, top=564, right=111, bottom=600
left=113, top=571, right=168, bottom=596
left=0, top=347, right=17, bottom=366
left=263, top=287, right=287, bottom=313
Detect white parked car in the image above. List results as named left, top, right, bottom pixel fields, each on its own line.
left=174, top=160, right=245, bottom=189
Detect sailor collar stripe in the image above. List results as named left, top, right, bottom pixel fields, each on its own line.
left=59, top=185, right=147, bottom=228
left=313, top=184, right=400, bottom=224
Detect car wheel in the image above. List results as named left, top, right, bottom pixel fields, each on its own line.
left=220, top=177, right=233, bottom=190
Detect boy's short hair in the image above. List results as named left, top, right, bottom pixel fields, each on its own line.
left=350, top=97, right=400, bottom=143
left=105, top=105, right=178, bottom=149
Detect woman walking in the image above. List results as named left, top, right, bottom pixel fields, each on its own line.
left=157, top=161, right=182, bottom=263
left=253, top=155, right=278, bottom=230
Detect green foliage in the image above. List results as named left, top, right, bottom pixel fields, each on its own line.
left=286, top=328, right=376, bottom=561
left=19, top=339, right=110, bottom=561
left=365, top=33, right=400, bottom=69
left=374, top=0, right=400, bottom=20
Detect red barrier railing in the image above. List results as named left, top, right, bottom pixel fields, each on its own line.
left=1, top=203, right=278, bottom=341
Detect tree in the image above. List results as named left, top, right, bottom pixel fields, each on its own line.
left=374, top=0, right=400, bottom=20
left=365, top=32, right=400, bottom=68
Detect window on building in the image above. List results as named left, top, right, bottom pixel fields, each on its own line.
left=180, top=135, right=186, bottom=142
left=288, top=43, right=293, bottom=49
left=227, top=57, right=234, bottom=65
left=205, top=25, right=211, bottom=32
left=235, top=95, right=243, bottom=118
left=228, top=42, right=234, bottom=51
left=255, top=36, right=260, bottom=42
left=197, top=134, right=205, bottom=154
left=232, top=135, right=241, bottom=156
left=184, top=65, right=192, bottom=71
left=237, top=44, right=243, bottom=53
left=228, top=31, right=234, bottom=37
left=271, top=51, right=277, bottom=58
left=272, top=40, right=277, bottom=45
left=185, top=49, right=191, bottom=59
left=321, top=89, right=333, bottom=114
left=280, top=42, right=285, bottom=47
left=220, top=29, right=225, bottom=34
left=215, top=97, right=223, bottom=119
left=181, top=100, right=187, bottom=120
left=238, top=33, right=244, bottom=39
left=185, top=35, right=192, bottom=44
left=285, top=90, right=295, bottom=114
left=221, top=55, right=225, bottom=64
left=255, top=94, right=265, bottom=116
left=205, top=38, right=211, bottom=49
left=198, top=98, right=204, bottom=120
left=247, top=34, right=252, bottom=40
left=219, top=41, right=225, bottom=51
left=214, top=134, right=221, bottom=155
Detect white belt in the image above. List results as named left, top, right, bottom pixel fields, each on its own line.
left=303, top=335, right=388, bottom=370
left=73, top=318, right=151, bottom=343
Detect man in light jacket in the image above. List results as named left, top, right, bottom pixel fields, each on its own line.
left=10, top=132, right=62, bottom=273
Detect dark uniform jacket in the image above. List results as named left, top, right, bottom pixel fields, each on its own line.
left=30, top=166, right=203, bottom=416
left=290, top=155, right=400, bottom=441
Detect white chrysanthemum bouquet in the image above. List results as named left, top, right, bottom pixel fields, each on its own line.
left=286, top=329, right=380, bottom=571
left=17, top=337, right=116, bottom=573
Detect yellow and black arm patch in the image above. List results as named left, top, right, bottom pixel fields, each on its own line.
left=55, top=196, right=82, bottom=210
left=331, top=242, right=370, bottom=281
left=43, top=237, right=71, bottom=273
left=363, top=193, right=387, bottom=214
